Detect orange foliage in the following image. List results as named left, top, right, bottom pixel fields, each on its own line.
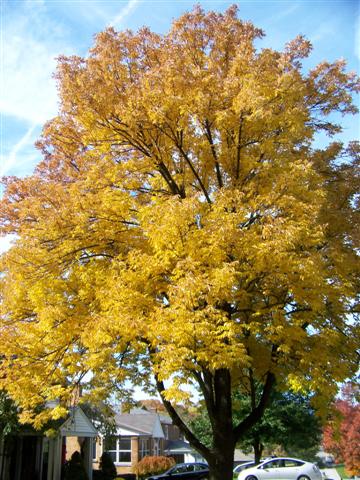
left=135, top=456, right=175, bottom=478
left=323, top=384, right=360, bottom=476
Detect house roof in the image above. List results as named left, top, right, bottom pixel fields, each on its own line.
left=164, top=439, right=194, bottom=454
left=158, top=414, right=173, bottom=425
left=60, top=406, right=98, bottom=438
left=114, top=410, right=165, bottom=438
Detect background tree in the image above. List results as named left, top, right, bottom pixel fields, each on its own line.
left=189, top=390, right=322, bottom=464
left=64, top=451, right=89, bottom=480
left=0, top=391, right=19, bottom=438
left=323, top=383, right=360, bottom=476
left=80, top=401, right=116, bottom=438
left=0, top=391, right=19, bottom=480
left=0, top=6, right=359, bottom=480
left=99, top=451, right=117, bottom=480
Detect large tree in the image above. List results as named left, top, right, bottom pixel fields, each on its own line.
left=0, top=6, right=359, bottom=480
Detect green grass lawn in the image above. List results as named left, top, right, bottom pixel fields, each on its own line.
left=334, top=464, right=354, bottom=479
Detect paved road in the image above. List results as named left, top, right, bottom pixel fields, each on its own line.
left=321, top=468, right=360, bottom=480
left=322, top=468, right=342, bottom=480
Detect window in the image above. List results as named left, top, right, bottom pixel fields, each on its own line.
left=105, top=436, right=132, bottom=464
left=172, top=465, right=191, bottom=474
left=261, top=459, right=282, bottom=469
left=119, top=437, right=131, bottom=462
left=153, top=438, right=160, bottom=456
left=284, top=459, right=304, bottom=467
left=139, top=437, right=150, bottom=459
left=92, top=438, right=97, bottom=461
left=194, top=464, right=208, bottom=471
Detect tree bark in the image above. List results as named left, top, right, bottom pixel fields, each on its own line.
left=205, top=369, right=235, bottom=480
left=207, top=429, right=235, bottom=480
left=253, top=433, right=263, bottom=465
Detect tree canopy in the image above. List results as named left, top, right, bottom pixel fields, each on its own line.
left=0, top=6, right=359, bottom=480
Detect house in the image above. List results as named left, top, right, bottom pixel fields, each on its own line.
left=93, top=407, right=188, bottom=476
left=164, top=439, right=206, bottom=463
left=0, top=406, right=98, bottom=480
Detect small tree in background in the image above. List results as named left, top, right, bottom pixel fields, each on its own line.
left=64, top=451, right=89, bottom=480
left=99, top=451, right=117, bottom=480
left=323, top=383, right=360, bottom=476
left=0, top=390, right=19, bottom=437
left=135, top=456, right=175, bottom=479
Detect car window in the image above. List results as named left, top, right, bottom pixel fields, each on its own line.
left=262, top=459, right=282, bottom=469
left=194, top=464, right=207, bottom=471
left=235, top=463, right=254, bottom=472
left=173, top=465, right=188, bottom=473
left=185, top=465, right=194, bottom=472
left=284, top=460, right=304, bottom=467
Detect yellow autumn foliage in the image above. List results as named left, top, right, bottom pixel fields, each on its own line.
left=0, top=6, right=359, bottom=444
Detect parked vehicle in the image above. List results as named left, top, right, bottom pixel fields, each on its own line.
left=237, top=457, right=323, bottom=480
left=146, top=462, right=209, bottom=480
left=234, top=462, right=256, bottom=474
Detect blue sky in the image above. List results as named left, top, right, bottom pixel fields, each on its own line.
left=1, top=0, right=359, bottom=180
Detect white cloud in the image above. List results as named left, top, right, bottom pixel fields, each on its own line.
left=0, top=234, right=17, bottom=254
left=1, top=2, right=70, bottom=125
left=265, top=3, right=300, bottom=26
left=309, top=22, right=334, bottom=44
left=0, top=123, right=38, bottom=176
left=109, top=0, right=140, bottom=29
left=0, top=2, right=74, bottom=177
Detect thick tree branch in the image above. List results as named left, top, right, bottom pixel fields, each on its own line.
left=192, top=368, right=216, bottom=421
left=157, top=161, right=186, bottom=198
left=154, top=373, right=211, bottom=459
left=176, top=145, right=212, bottom=204
left=204, top=119, right=223, bottom=188
left=235, top=117, right=243, bottom=180
left=233, top=371, right=276, bottom=442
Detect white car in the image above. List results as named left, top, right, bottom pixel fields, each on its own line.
left=237, top=457, right=323, bottom=480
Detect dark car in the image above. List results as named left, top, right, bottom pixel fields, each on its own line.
left=146, top=462, right=209, bottom=480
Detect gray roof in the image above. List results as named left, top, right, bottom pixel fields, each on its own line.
left=158, top=414, right=172, bottom=425
left=114, top=412, right=160, bottom=435
left=164, top=440, right=194, bottom=454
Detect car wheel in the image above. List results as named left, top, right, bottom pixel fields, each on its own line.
left=297, top=476, right=310, bottom=480
left=246, top=476, right=258, bottom=480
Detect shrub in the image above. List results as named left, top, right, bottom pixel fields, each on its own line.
left=135, top=456, right=175, bottom=478
left=64, top=451, right=89, bottom=480
left=99, top=451, right=117, bottom=479
left=92, top=471, right=103, bottom=480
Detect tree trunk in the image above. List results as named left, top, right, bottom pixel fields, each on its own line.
left=207, top=436, right=235, bottom=480
left=253, top=434, right=263, bottom=464
left=205, top=369, right=235, bottom=480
